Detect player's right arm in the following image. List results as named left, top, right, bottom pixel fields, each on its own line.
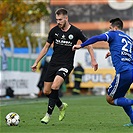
left=31, top=42, right=51, bottom=72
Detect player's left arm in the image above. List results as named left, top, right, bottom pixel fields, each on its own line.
left=86, top=45, right=98, bottom=71
left=76, top=29, right=99, bottom=71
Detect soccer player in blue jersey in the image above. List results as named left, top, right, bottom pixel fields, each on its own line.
left=72, top=18, right=133, bottom=127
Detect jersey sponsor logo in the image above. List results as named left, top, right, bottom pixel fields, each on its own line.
left=55, top=39, right=72, bottom=46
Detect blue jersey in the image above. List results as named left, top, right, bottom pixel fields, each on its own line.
left=104, top=30, right=133, bottom=73
left=81, top=30, right=133, bottom=74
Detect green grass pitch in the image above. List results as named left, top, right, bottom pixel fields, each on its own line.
left=0, top=95, right=133, bottom=133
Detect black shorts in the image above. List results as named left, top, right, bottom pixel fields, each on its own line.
left=44, top=63, right=73, bottom=82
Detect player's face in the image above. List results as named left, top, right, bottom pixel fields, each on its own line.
left=56, top=14, right=67, bottom=29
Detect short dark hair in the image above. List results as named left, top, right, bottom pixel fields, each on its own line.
left=55, top=8, right=68, bottom=15
left=110, top=18, right=123, bottom=30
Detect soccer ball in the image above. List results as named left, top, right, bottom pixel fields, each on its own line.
left=5, top=112, right=20, bottom=126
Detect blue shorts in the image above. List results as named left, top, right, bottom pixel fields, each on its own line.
left=107, top=69, right=133, bottom=99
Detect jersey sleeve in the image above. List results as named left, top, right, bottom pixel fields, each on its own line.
left=81, top=34, right=107, bottom=47
left=104, top=31, right=114, bottom=43
left=77, top=29, right=87, bottom=43
left=47, top=28, right=54, bottom=44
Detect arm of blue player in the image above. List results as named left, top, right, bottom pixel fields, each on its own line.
left=72, top=34, right=107, bottom=50
left=81, top=34, right=107, bottom=47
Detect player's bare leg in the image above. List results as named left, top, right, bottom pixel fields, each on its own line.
left=41, top=76, right=68, bottom=124
left=41, top=82, right=52, bottom=124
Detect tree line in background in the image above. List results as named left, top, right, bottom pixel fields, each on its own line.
left=0, top=0, right=50, bottom=47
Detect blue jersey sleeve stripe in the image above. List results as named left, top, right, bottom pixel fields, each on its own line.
left=104, top=33, right=109, bottom=41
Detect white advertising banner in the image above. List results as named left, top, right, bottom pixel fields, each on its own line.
left=0, top=71, right=40, bottom=96
left=74, top=49, right=113, bottom=68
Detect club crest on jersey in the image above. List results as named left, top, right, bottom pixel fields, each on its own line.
left=68, top=34, right=73, bottom=40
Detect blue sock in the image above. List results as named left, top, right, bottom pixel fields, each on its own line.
left=114, top=97, right=133, bottom=106
left=123, top=106, right=133, bottom=123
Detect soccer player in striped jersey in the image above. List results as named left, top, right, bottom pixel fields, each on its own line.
left=72, top=18, right=133, bottom=127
